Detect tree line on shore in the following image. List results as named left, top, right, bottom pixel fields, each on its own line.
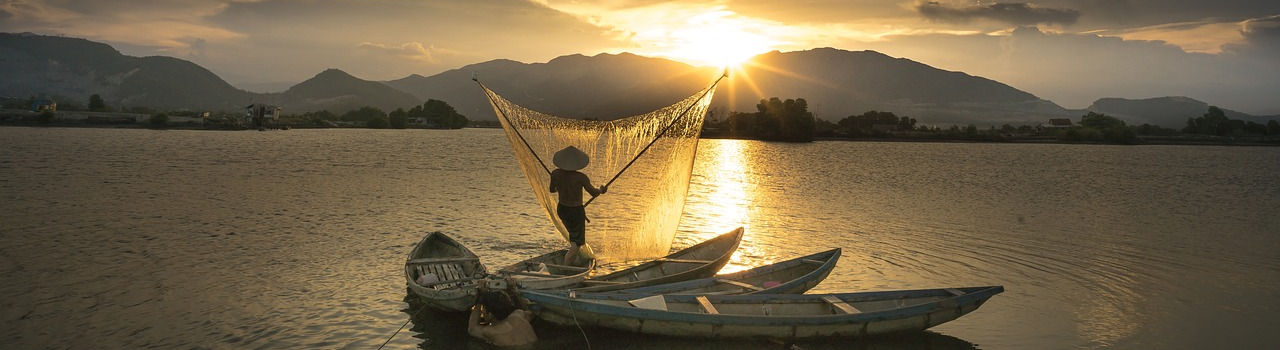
left=280, top=99, right=467, bottom=129
left=2, top=93, right=470, bottom=129
left=703, top=96, right=1280, bottom=144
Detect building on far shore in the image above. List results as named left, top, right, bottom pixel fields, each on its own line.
left=244, top=104, right=282, bottom=129
left=31, top=97, right=56, bottom=112
left=1044, top=118, right=1073, bottom=129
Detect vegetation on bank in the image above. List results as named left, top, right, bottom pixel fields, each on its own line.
left=704, top=98, right=816, bottom=142
left=702, top=96, right=1279, bottom=145
left=1, top=94, right=470, bottom=130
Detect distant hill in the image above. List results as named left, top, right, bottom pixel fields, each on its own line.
left=1086, top=96, right=1259, bottom=128
left=10, top=32, right=1271, bottom=126
left=719, top=48, right=1072, bottom=124
left=0, top=32, right=252, bottom=110
left=385, top=53, right=714, bottom=120
left=266, top=68, right=421, bottom=113
left=0, top=33, right=420, bottom=114
left=387, top=48, right=1074, bottom=125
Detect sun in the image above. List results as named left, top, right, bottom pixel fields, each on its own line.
left=663, top=24, right=777, bottom=67
left=619, top=9, right=779, bottom=68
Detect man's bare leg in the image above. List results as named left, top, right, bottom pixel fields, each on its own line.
left=563, top=244, right=580, bottom=266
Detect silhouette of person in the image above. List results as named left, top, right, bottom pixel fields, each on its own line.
left=549, top=146, right=605, bottom=265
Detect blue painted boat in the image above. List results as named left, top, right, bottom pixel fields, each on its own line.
left=522, top=286, right=1004, bottom=339
left=594, top=248, right=841, bottom=296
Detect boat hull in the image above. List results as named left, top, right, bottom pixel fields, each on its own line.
left=603, top=248, right=841, bottom=296
left=570, top=227, right=744, bottom=292
left=499, top=249, right=596, bottom=290
left=524, top=286, right=1003, bottom=339
left=404, top=232, right=487, bottom=312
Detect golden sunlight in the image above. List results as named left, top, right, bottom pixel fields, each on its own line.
left=611, top=7, right=782, bottom=67
left=661, top=14, right=778, bottom=67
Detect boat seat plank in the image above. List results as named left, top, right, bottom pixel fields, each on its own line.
left=800, top=259, right=826, bottom=265
left=715, top=279, right=764, bottom=291
left=408, top=257, right=481, bottom=265
left=421, top=277, right=480, bottom=288
left=581, top=280, right=624, bottom=285
left=541, top=263, right=588, bottom=272
left=507, top=271, right=556, bottom=277
left=822, top=295, right=861, bottom=314
left=946, top=288, right=965, bottom=296
left=437, top=264, right=450, bottom=279
left=658, top=258, right=714, bottom=264
left=443, top=264, right=460, bottom=281
left=695, top=296, right=719, bottom=315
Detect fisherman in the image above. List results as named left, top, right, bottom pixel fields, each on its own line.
left=549, top=146, right=606, bottom=266
left=468, top=279, right=537, bottom=348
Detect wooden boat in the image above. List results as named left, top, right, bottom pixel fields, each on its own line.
left=522, top=286, right=1004, bottom=339
left=404, top=232, right=488, bottom=312
left=569, top=227, right=744, bottom=293
left=497, top=249, right=596, bottom=290
left=599, top=248, right=841, bottom=296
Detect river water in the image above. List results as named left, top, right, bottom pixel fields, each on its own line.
left=1, top=127, right=1277, bottom=349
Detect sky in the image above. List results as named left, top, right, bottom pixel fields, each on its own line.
left=2, top=0, right=1279, bottom=114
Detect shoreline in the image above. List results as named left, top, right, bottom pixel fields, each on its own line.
left=5, top=123, right=1278, bottom=147
left=701, top=134, right=1280, bottom=147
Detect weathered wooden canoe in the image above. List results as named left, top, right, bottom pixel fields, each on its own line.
left=498, top=249, right=596, bottom=290
left=569, top=227, right=744, bottom=293
left=523, top=286, right=1004, bottom=339
left=600, top=248, right=841, bottom=296
left=404, top=232, right=487, bottom=312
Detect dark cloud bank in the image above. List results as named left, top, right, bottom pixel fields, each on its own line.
left=917, top=1, right=1081, bottom=26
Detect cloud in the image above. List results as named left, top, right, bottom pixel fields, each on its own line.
left=0, top=8, right=11, bottom=19
left=356, top=41, right=437, bottom=63
left=1224, top=15, right=1280, bottom=59
left=917, top=1, right=1081, bottom=26
left=187, top=37, right=207, bottom=58
left=1240, top=15, right=1280, bottom=44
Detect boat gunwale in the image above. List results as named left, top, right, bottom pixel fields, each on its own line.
left=404, top=232, right=487, bottom=309
left=523, top=285, right=1004, bottom=326
left=599, top=248, right=842, bottom=296
left=497, top=248, right=597, bottom=289
left=572, top=227, right=744, bottom=292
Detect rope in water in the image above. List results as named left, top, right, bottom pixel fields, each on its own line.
left=568, top=291, right=592, bottom=350
left=376, top=305, right=428, bottom=350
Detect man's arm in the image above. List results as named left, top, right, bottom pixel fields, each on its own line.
left=582, top=174, right=604, bottom=197
left=467, top=306, right=487, bottom=339
left=505, top=278, right=529, bottom=309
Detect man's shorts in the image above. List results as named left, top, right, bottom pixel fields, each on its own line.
left=556, top=204, right=586, bottom=246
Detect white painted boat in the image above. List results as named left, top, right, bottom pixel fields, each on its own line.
left=570, top=227, right=744, bottom=293
left=599, top=248, right=841, bottom=296
left=498, top=249, right=596, bottom=290
left=523, top=286, right=1004, bottom=339
left=404, top=232, right=487, bottom=312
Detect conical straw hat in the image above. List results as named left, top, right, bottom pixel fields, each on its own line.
left=553, top=146, right=589, bottom=171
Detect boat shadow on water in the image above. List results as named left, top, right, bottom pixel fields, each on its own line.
left=403, top=295, right=979, bottom=350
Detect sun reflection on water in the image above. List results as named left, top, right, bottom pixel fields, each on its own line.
left=678, top=140, right=761, bottom=274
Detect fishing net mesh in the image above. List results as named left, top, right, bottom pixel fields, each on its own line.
left=480, top=82, right=718, bottom=260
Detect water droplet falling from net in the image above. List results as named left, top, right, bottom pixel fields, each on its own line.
left=479, top=81, right=719, bottom=260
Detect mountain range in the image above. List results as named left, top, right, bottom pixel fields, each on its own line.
left=2, top=32, right=1270, bottom=128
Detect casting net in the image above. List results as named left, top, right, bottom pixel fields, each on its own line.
left=479, top=77, right=721, bottom=260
